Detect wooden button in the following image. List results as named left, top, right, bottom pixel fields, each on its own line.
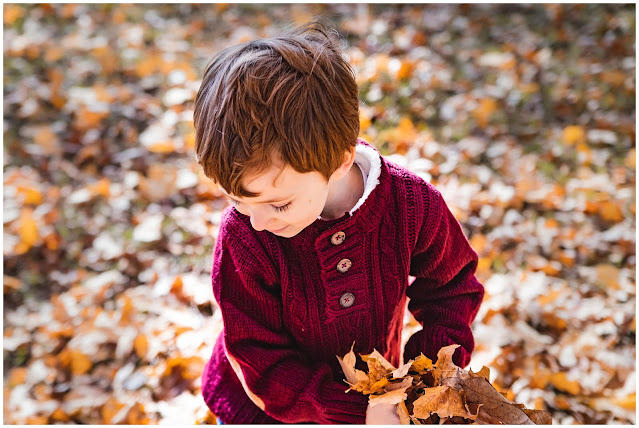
left=339, top=292, right=355, bottom=308
left=337, top=258, right=352, bottom=273
left=331, top=231, right=346, bottom=245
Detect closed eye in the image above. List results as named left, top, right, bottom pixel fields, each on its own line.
left=273, top=202, right=291, bottom=213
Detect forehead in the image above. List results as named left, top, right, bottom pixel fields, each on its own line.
left=239, top=159, right=324, bottom=200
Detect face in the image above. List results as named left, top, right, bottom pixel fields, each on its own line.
left=219, top=160, right=332, bottom=238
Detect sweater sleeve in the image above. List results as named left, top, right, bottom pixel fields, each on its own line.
left=212, top=212, right=369, bottom=424
left=404, top=184, right=485, bottom=368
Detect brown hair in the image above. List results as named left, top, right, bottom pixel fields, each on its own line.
left=193, top=22, right=360, bottom=197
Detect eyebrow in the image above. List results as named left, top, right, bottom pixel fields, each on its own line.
left=226, top=194, right=293, bottom=204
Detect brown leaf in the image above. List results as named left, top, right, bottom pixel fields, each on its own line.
left=461, top=377, right=534, bottom=425
left=523, top=408, right=553, bottom=424
left=432, top=344, right=464, bottom=386
left=397, top=400, right=411, bottom=425
left=412, top=385, right=478, bottom=421
left=470, top=366, right=491, bottom=381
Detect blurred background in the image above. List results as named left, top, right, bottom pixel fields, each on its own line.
left=3, top=3, right=635, bottom=424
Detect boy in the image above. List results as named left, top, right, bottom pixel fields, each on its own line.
left=194, top=22, right=484, bottom=424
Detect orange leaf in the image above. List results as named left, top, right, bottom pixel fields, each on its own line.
left=75, top=107, right=109, bottom=131
left=598, top=200, right=624, bottom=223
left=26, top=416, right=49, bottom=424
left=595, top=264, right=621, bottom=290
left=127, top=403, right=149, bottom=424
left=51, top=407, right=69, bottom=422
left=18, top=208, right=39, bottom=250
left=184, top=131, right=196, bottom=150
left=16, top=185, right=43, bottom=205
left=625, top=148, right=636, bottom=169
left=87, top=178, right=111, bottom=198
left=119, top=295, right=135, bottom=325
left=549, top=372, right=580, bottom=395
left=4, top=4, right=24, bottom=25
left=70, top=349, right=92, bottom=375
left=147, top=141, right=175, bottom=153
left=562, top=125, right=585, bottom=145
left=134, top=334, right=149, bottom=359
left=473, top=98, right=498, bottom=128
left=102, top=397, right=126, bottom=424
left=8, top=367, right=27, bottom=387
left=359, top=111, right=372, bottom=131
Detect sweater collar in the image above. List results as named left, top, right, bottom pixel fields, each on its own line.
left=287, top=140, right=391, bottom=247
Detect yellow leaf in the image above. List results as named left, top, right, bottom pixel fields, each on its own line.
left=134, top=334, right=149, bottom=359
left=16, top=185, right=43, bottom=205
left=368, top=376, right=390, bottom=394
left=410, top=354, right=433, bottom=372
left=562, top=125, right=585, bottom=145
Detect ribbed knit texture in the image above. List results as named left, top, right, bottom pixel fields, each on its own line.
left=201, top=142, right=485, bottom=424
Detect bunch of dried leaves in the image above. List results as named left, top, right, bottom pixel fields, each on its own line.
left=338, top=344, right=552, bottom=425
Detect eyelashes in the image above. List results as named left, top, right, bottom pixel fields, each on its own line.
left=273, top=202, right=291, bottom=213
left=227, top=198, right=292, bottom=213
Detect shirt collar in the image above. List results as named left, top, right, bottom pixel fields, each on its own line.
left=288, top=140, right=391, bottom=247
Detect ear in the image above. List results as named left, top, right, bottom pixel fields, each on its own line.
left=329, top=146, right=357, bottom=182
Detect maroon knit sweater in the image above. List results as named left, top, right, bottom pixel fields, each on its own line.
left=201, top=145, right=484, bottom=424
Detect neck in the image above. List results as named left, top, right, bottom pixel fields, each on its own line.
left=320, top=164, right=364, bottom=220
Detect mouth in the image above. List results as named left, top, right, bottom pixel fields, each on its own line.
left=268, top=225, right=288, bottom=234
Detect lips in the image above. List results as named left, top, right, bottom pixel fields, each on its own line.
left=269, top=225, right=288, bottom=234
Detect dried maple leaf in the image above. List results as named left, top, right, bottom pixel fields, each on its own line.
left=338, top=343, right=551, bottom=425
left=460, top=377, right=535, bottom=425
left=336, top=343, right=368, bottom=387
left=412, top=385, right=479, bottom=421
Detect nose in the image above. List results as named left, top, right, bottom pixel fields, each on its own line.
left=248, top=207, right=273, bottom=231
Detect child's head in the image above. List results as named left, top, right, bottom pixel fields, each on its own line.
left=194, top=22, right=360, bottom=198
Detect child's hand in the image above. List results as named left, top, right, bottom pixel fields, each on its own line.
left=365, top=403, right=401, bottom=425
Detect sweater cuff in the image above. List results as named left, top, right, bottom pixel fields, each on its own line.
left=403, top=327, right=472, bottom=368
left=320, top=381, right=369, bottom=424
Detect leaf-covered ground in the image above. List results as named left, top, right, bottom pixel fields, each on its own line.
left=3, top=4, right=635, bottom=424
